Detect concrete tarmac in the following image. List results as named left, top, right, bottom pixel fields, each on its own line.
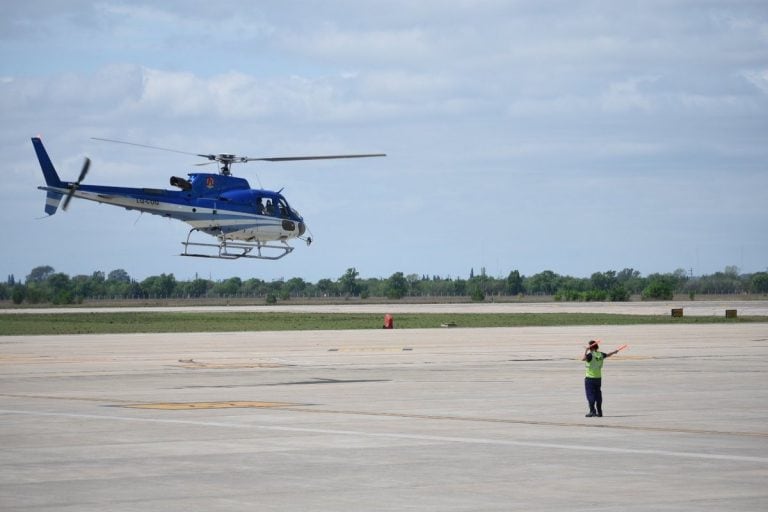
left=1, top=319, right=767, bottom=510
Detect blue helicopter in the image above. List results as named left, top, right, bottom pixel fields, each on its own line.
left=32, top=136, right=385, bottom=260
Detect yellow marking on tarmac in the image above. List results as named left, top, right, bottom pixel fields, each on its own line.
left=124, top=401, right=296, bottom=410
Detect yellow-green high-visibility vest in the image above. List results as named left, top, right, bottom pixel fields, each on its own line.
left=585, top=351, right=604, bottom=378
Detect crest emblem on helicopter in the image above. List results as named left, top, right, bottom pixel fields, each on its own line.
left=31, top=136, right=385, bottom=260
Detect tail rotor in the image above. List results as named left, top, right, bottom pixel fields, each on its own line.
left=62, top=157, right=90, bottom=211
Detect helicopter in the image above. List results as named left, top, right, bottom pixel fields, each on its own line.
left=32, top=136, right=385, bottom=260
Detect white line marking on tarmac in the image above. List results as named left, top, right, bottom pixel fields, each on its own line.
left=2, top=408, right=766, bottom=464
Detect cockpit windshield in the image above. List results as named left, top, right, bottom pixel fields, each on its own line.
left=277, top=197, right=292, bottom=218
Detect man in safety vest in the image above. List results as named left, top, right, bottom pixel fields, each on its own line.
left=581, top=339, right=620, bottom=417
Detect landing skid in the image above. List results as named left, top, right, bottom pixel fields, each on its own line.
left=181, top=229, right=294, bottom=260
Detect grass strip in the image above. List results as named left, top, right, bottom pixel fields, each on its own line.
left=0, top=312, right=765, bottom=336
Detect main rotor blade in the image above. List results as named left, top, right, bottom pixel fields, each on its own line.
left=91, top=137, right=215, bottom=160
left=245, top=153, right=387, bottom=162
left=92, top=137, right=386, bottom=167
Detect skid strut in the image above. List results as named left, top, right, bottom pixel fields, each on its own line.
left=181, top=229, right=294, bottom=260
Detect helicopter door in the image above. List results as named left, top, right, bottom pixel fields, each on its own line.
left=254, top=196, right=265, bottom=215
left=263, top=198, right=276, bottom=217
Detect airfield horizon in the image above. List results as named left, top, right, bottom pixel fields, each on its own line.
left=1, top=300, right=767, bottom=336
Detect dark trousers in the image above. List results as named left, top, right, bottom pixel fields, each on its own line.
left=585, top=377, right=602, bottom=413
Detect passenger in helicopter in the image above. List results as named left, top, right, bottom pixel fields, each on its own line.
left=255, top=197, right=264, bottom=215
left=265, top=199, right=274, bottom=216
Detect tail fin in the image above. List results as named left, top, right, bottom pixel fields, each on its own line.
left=32, top=137, right=63, bottom=187
left=32, top=137, right=65, bottom=215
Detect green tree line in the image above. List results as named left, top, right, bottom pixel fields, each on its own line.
left=2, top=265, right=767, bottom=306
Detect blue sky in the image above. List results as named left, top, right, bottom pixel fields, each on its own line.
left=2, top=1, right=767, bottom=283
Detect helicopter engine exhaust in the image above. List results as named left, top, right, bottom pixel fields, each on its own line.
left=170, top=176, right=192, bottom=191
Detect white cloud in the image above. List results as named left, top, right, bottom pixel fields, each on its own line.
left=128, top=68, right=423, bottom=123
left=94, top=2, right=274, bottom=47
left=743, top=69, right=768, bottom=94
left=278, top=25, right=435, bottom=64
left=358, top=70, right=453, bottom=99
left=0, top=64, right=143, bottom=114
left=600, top=76, right=660, bottom=112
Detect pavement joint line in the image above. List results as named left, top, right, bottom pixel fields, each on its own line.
left=2, top=393, right=765, bottom=438
left=123, top=401, right=297, bottom=410
left=1, top=408, right=766, bottom=464
left=277, top=407, right=768, bottom=438
left=0, top=393, right=135, bottom=403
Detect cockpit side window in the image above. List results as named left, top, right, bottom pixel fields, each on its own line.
left=254, top=195, right=292, bottom=218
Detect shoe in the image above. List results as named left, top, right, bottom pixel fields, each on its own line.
left=596, top=412, right=603, bottom=417
left=585, top=412, right=596, bottom=417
